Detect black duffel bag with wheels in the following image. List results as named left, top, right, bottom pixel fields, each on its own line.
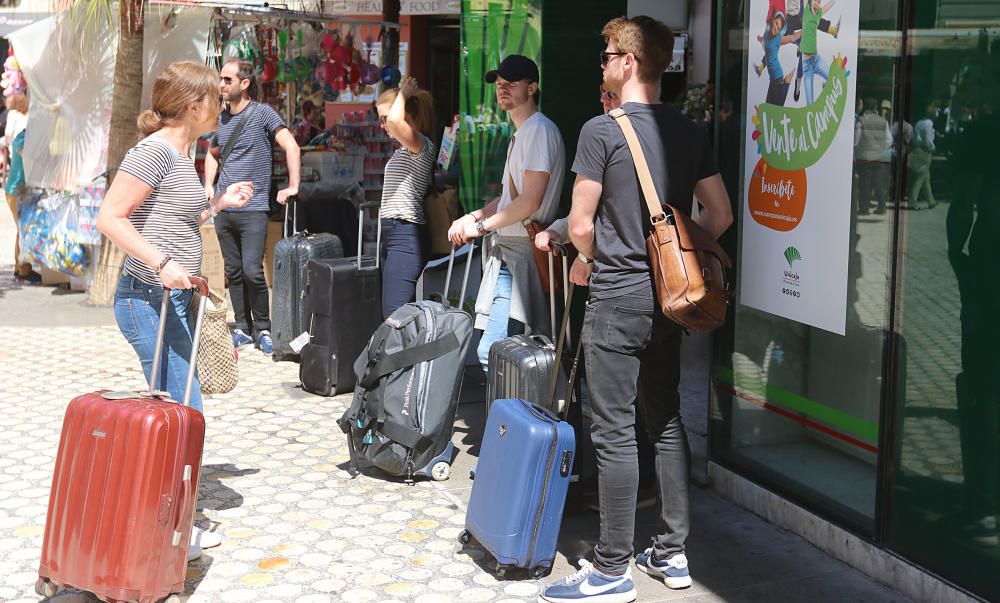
left=338, top=299, right=473, bottom=484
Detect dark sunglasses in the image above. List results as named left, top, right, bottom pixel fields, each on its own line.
left=600, top=51, right=635, bottom=67
left=378, top=115, right=388, bottom=125
left=220, top=76, right=234, bottom=85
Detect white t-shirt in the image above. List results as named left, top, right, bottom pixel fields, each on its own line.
left=4, top=110, right=27, bottom=148
left=496, top=111, right=565, bottom=237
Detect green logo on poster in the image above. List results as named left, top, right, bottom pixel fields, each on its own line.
left=784, top=246, right=802, bottom=268
left=751, top=54, right=851, bottom=171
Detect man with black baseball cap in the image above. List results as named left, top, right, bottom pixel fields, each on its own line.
left=448, top=54, right=565, bottom=376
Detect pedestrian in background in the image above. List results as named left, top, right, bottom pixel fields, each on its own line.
left=539, top=16, right=733, bottom=602
left=855, top=97, right=893, bottom=215
left=448, top=54, right=565, bottom=376
left=3, top=91, right=36, bottom=283
left=295, top=99, right=322, bottom=145
left=203, top=59, right=301, bottom=355
left=375, top=76, right=436, bottom=318
left=909, top=100, right=938, bottom=210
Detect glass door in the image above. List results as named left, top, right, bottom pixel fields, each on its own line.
left=712, top=0, right=904, bottom=535
left=887, top=1, right=1000, bottom=599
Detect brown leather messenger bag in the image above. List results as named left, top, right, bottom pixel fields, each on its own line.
left=608, top=107, right=732, bottom=332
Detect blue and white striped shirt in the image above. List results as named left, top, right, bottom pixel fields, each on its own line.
left=212, top=101, right=287, bottom=212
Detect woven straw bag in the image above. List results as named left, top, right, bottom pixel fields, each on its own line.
left=193, top=289, right=239, bottom=395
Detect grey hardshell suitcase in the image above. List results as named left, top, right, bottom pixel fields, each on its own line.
left=486, top=248, right=571, bottom=415
left=272, top=198, right=344, bottom=361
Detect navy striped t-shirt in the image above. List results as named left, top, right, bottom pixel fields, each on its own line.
left=212, top=101, right=286, bottom=212
left=118, top=133, right=209, bottom=286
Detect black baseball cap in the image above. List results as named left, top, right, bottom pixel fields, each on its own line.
left=485, top=55, right=539, bottom=84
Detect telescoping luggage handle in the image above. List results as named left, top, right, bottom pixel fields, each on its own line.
left=358, top=201, right=381, bottom=270
left=147, top=276, right=211, bottom=406
left=441, top=238, right=477, bottom=311
left=546, top=241, right=582, bottom=422
left=283, top=195, right=299, bottom=238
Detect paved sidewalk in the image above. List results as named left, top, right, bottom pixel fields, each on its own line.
left=0, top=274, right=911, bottom=603
left=0, top=198, right=911, bottom=603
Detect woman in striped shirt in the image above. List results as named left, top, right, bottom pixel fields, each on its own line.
left=97, top=61, right=253, bottom=415
left=376, top=76, right=436, bottom=318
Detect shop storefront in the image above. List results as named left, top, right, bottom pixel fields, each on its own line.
left=462, top=0, right=997, bottom=599
left=712, top=0, right=1000, bottom=600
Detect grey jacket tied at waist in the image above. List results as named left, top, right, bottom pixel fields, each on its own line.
left=474, top=235, right=551, bottom=337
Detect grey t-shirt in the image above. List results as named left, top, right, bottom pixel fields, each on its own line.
left=572, top=102, right=718, bottom=300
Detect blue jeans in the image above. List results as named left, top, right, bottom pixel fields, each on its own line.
left=114, top=273, right=204, bottom=413
left=476, top=263, right=525, bottom=373
left=379, top=218, right=427, bottom=319
left=802, top=54, right=829, bottom=106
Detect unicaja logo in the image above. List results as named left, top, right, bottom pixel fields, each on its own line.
left=784, top=246, right=802, bottom=268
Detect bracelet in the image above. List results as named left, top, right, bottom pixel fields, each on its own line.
left=578, top=255, right=593, bottom=265
left=475, top=219, right=489, bottom=236
left=154, top=255, right=172, bottom=274
left=208, top=204, right=219, bottom=218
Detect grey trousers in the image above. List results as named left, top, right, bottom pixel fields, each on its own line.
left=583, top=286, right=690, bottom=576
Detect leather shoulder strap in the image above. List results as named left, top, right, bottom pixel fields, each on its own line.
left=608, top=108, right=665, bottom=221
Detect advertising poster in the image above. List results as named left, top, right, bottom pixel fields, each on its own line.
left=738, top=0, right=859, bottom=335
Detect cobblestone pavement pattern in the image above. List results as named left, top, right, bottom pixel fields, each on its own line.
left=0, top=317, right=536, bottom=603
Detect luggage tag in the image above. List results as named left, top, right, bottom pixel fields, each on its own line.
left=289, top=331, right=310, bottom=354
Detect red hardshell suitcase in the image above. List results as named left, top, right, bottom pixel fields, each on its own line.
left=36, top=278, right=210, bottom=603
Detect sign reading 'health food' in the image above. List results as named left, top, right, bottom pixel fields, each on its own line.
left=739, top=0, right=859, bottom=335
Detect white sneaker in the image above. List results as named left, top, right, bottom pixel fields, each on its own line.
left=192, top=526, right=222, bottom=549
left=187, top=543, right=202, bottom=562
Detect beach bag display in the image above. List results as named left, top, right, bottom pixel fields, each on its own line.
left=19, top=191, right=90, bottom=276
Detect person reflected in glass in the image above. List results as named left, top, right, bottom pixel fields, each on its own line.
left=949, top=53, right=999, bottom=547
left=855, top=97, right=893, bottom=215
left=908, top=100, right=938, bottom=210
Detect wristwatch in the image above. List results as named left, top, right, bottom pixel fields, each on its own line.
left=578, top=255, right=594, bottom=265
left=475, top=219, right=489, bottom=236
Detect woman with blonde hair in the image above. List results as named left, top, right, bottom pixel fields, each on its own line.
left=375, top=76, right=436, bottom=318
left=97, top=60, right=252, bottom=417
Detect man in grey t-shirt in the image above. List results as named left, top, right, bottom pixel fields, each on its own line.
left=540, top=16, right=733, bottom=603
left=203, top=60, right=301, bottom=355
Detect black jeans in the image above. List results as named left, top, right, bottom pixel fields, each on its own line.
left=379, top=218, right=427, bottom=319
left=583, top=286, right=689, bottom=576
left=214, top=210, right=270, bottom=333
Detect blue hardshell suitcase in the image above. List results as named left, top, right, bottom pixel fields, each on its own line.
left=462, top=397, right=576, bottom=578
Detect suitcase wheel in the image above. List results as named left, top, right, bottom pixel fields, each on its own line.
left=531, top=565, right=552, bottom=579
left=431, top=461, right=451, bottom=481
left=495, top=563, right=510, bottom=578
left=458, top=529, right=473, bottom=545
left=35, top=577, right=57, bottom=598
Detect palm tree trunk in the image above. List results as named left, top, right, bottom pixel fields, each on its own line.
left=87, top=0, right=144, bottom=306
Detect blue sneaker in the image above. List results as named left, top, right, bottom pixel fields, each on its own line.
left=634, top=548, right=692, bottom=590
left=538, top=560, right=636, bottom=603
left=231, top=329, right=254, bottom=348
left=255, top=329, right=273, bottom=355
